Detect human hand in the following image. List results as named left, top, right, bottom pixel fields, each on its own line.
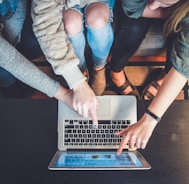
left=72, top=80, right=98, bottom=126
left=54, top=85, right=74, bottom=109
left=115, top=114, right=158, bottom=154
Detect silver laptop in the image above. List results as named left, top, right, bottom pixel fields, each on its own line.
left=48, top=95, right=151, bottom=170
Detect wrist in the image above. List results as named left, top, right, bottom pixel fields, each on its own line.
left=73, top=80, right=87, bottom=91
left=54, top=85, right=69, bottom=102
left=145, top=109, right=161, bottom=123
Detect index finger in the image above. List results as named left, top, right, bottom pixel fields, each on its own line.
left=117, top=135, right=130, bottom=155
left=90, top=109, right=98, bottom=128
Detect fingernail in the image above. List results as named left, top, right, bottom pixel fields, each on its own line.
left=116, top=152, right=120, bottom=155
left=93, top=124, right=98, bottom=129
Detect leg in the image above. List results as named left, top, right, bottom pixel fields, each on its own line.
left=16, top=0, right=43, bottom=60
left=85, top=2, right=114, bottom=95
left=3, top=0, right=27, bottom=45
left=141, top=68, right=166, bottom=100
left=62, top=9, right=87, bottom=73
left=86, top=2, right=114, bottom=69
left=0, top=66, right=25, bottom=98
left=141, top=33, right=175, bottom=100
left=0, top=0, right=27, bottom=97
left=110, top=13, right=151, bottom=95
left=0, top=67, right=16, bottom=87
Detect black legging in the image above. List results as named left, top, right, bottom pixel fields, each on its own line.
left=110, top=0, right=175, bottom=76
left=110, top=12, right=151, bottom=72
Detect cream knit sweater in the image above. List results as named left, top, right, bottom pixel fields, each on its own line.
left=31, top=0, right=97, bottom=89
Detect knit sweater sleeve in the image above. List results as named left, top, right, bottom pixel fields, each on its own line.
left=0, top=36, right=60, bottom=98
left=31, top=0, right=86, bottom=89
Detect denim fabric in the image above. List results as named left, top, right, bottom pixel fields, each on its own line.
left=0, top=66, right=16, bottom=87
left=16, top=0, right=43, bottom=60
left=0, top=0, right=26, bottom=87
left=0, top=0, right=18, bottom=16
left=168, top=16, right=189, bottom=79
left=87, top=22, right=114, bottom=68
left=68, top=31, right=86, bottom=72
left=67, top=0, right=114, bottom=71
left=3, top=0, right=26, bottom=45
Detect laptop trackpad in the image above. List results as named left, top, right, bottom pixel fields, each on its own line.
left=97, top=98, right=111, bottom=117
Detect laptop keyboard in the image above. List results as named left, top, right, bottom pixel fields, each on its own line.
left=64, top=119, right=131, bottom=148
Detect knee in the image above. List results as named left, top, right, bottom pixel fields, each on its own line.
left=63, top=10, right=83, bottom=35
left=86, top=3, right=110, bottom=29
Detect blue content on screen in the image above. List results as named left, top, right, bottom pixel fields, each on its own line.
left=56, top=151, right=143, bottom=167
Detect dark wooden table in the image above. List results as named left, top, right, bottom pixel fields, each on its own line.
left=0, top=99, right=189, bottom=184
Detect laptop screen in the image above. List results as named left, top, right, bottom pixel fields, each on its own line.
left=55, top=151, right=143, bottom=168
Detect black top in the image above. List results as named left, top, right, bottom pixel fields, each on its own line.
left=0, top=99, right=189, bottom=184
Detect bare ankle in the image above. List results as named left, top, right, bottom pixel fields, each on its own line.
left=93, top=66, right=105, bottom=72
left=110, top=70, right=125, bottom=86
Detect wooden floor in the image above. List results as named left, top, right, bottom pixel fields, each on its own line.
left=26, top=65, right=188, bottom=100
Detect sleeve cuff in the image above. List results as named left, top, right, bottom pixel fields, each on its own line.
left=61, top=66, right=86, bottom=89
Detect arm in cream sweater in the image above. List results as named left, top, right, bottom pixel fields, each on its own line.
left=31, top=0, right=86, bottom=89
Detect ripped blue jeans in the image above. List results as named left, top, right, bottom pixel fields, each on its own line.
left=66, top=0, right=115, bottom=72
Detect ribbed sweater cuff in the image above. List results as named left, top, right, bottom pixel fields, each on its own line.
left=61, top=66, right=86, bottom=89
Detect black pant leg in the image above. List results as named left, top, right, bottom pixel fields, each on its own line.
left=110, top=14, right=151, bottom=72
